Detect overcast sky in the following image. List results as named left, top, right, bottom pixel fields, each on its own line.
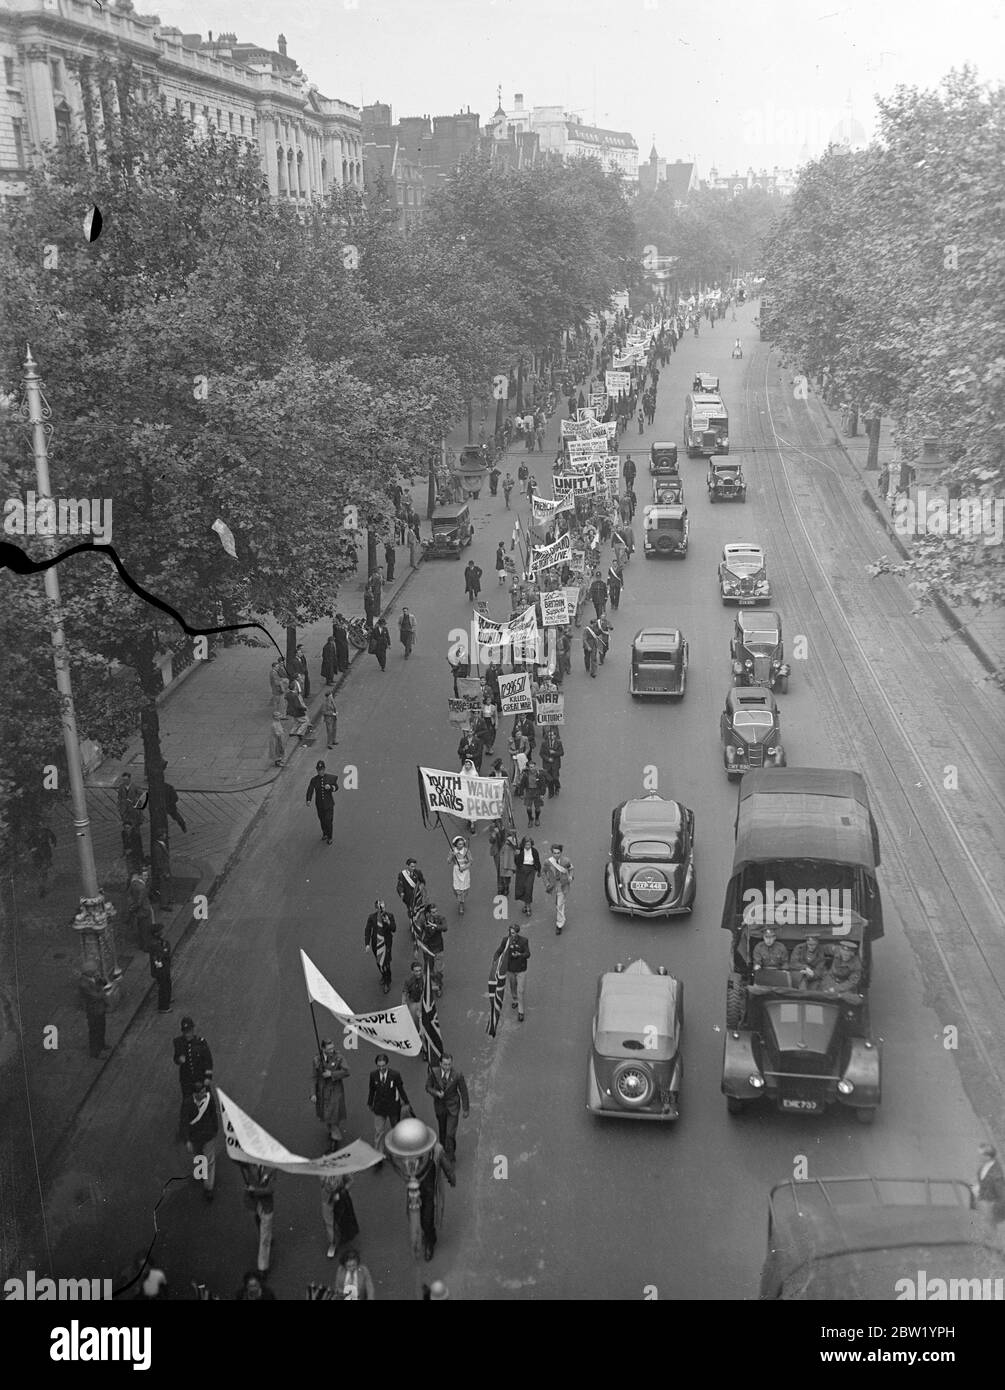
left=155, top=0, right=1003, bottom=173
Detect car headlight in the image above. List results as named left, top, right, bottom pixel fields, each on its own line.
left=748, top=1075, right=765, bottom=1089
left=767, top=746, right=779, bottom=756
left=757, top=581, right=769, bottom=592
left=771, top=659, right=781, bottom=668
left=744, top=659, right=753, bottom=668
left=837, top=1079, right=854, bottom=1096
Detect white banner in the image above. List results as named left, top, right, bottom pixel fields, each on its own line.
left=475, top=604, right=537, bottom=648
left=535, top=690, right=565, bottom=725
left=531, top=534, right=573, bottom=573
left=576, top=407, right=598, bottom=422
left=606, top=371, right=631, bottom=396
left=219, top=1088, right=384, bottom=1177
left=498, top=671, right=533, bottom=715
left=531, top=492, right=575, bottom=523
left=419, top=766, right=509, bottom=821
left=300, top=950, right=423, bottom=1056
left=603, top=456, right=621, bottom=481
left=563, top=584, right=581, bottom=615
left=569, top=550, right=586, bottom=575
left=541, top=589, right=571, bottom=626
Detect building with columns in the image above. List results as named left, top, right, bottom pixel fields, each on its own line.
left=0, top=0, right=362, bottom=203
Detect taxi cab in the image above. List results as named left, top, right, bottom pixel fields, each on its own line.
left=629, top=627, right=688, bottom=698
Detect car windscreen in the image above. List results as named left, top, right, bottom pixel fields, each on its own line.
left=733, top=711, right=774, bottom=734
left=621, top=836, right=682, bottom=861
left=725, top=551, right=762, bottom=570
left=741, top=630, right=779, bottom=650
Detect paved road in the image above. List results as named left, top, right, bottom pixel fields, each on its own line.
left=42, top=302, right=1005, bottom=1300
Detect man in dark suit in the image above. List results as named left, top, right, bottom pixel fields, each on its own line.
left=425, top=1054, right=470, bottom=1161
left=306, top=760, right=339, bottom=845
left=364, top=900, right=396, bottom=995
left=367, top=1053, right=410, bottom=1160
left=173, top=1017, right=213, bottom=1140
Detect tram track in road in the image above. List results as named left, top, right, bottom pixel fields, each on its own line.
left=737, top=353, right=1005, bottom=1115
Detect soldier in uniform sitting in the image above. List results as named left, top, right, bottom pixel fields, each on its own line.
left=752, top=926, right=789, bottom=972
left=819, top=940, right=863, bottom=995
left=789, top=934, right=825, bottom=987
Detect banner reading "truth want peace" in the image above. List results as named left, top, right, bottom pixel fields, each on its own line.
left=418, top=766, right=510, bottom=824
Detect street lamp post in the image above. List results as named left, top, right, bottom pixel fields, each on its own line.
left=384, top=1116, right=437, bottom=1282
left=18, top=347, right=119, bottom=983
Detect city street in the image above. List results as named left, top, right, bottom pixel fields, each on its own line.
left=41, top=300, right=1005, bottom=1300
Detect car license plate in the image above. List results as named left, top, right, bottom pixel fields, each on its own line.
left=738, top=597, right=755, bottom=605
left=781, top=1098, right=821, bottom=1112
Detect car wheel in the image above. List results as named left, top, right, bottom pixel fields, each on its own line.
left=725, top=982, right=744, bottom=1028
left=612, top=1061, right=654, bottom=1109
left=726, top=1096, right=746, bottom=1116
left=778, top=674, right=789, bottom=694
left=854, top=1107, right=877, bottom=1126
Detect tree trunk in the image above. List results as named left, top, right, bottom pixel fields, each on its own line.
left=865, top=416, right=881, bottom=470
left=495, top=394, right=504, bottom=437
left=427, top=455, right=437, bottom=519
left=137, top=628, right=170, bottom=902
left=367, top=530, right=378, bottom=579
left=467, top=398, right=474, bottom=445
left=516, top=358, right=524, bottom=416
left=286, top=625, right=297, bottom=676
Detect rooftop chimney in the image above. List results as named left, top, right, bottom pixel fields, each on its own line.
left=514, top=93, right=524, bottom=111
left=277, top=33, right=288, bottom=57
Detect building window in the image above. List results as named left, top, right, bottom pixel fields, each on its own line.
left=276, top=145, right=286, bottom=193
left=55, top=107, right=72, bottom=149
left=51, top=58, right=62, bottom=90
left=4, top=57, right=15, bottom=87
left=175, top=98, right=182, bottom=114
left=217, top=108, right=222, bottom=127
left=228, top=112, right=234, bottom=131
left=12, top=117, right=25, bottom=166
left=250, top=118, right=256, bottom=137
left=239, top=114, right=245, bottom=133
left=189, top=102, right=195, bottom=120
left=320, top=156, right=327, bottom=192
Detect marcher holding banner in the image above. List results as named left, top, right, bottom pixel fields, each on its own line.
left=311, top=1040, right=350, bottom=1146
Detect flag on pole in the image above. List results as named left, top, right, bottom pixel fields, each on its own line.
left=486, top=940, right=510, bottom=1038
left=420, top=953, right=444, bottom=1063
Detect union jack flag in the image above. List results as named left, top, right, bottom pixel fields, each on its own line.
left=486, top=940, right=510, bottom=1038
left=420, top=953, right=444, bottom=1064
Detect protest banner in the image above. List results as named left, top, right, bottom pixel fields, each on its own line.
left=563, top=584, right=581, bottom=617
left=531, top=534, right=572, bottom=574
left=418, top=766, right=510, bottom=823
left=299, top=949, right=424, bottom=1057
left=541, top=589, right=571, bottom=626
left=569, top=549, right=586, bottom=575
left=457, top=676, right=486, bottom=700
left=603, top=456, right=621, bottom=482
left=448, top=697, right=471, bottom=726
left=219, top=1088, right=384, bottom=1178
left=498, top=671, right=533, bottom=715
left=535, top=689, right=565, bottom=725
left=606, top=370, right=631, bottom=396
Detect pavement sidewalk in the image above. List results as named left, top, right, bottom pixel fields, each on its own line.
left=810, top=394, right=1004, bottom=682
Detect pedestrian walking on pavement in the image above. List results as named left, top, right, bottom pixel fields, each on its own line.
left=285, top=679, right=310, bottom=737
left=398, top=607, right=417, bottom=659
left=161, top=764, right=187, bottom=834
left=124, top=862, right=156, bottom=952
left=419, top=1141, right=456, bottom=1262
left=80, top=967, right=110, bottom=1057
left=268, top=658, right=287, bottom=714
left=502, top=473, right=514, bottom=508
left=497, top=826, right=518, bottom=897
left=238, top=1164, right=277, bottom=1276
left=638, top=409, right=645, bottom=435
left=464, top=560, right=483, bottom=602
left=544, top=843, right=574, bottom=935
left=607, top=559, right=624, bottom=611
left=181, top=1082, right=219, bottom=1201
left=449, top=835, right=472, bottom=914
left=333, top=1248, right=377, bottom=1299
left=306, top=760, right=339, bottom=844
left=321, top=633, right=338, bottom=686
left=333, top=616, right=350, bottom=673
left=425, top=1054, right=470, bottom=1161
left=293, top=644, right=311, bottom=700
left=503, top=922, right=530, bottom=1020
left=583, top=621, right=600, bottom=678
left=320, top=1158, right=360, bottom=1261
left=269, top=713, right=286, bottom=767
left=384, top=540, right=396, bottom=582
left=323, top=691, right=338, bottom=749
left=589, top=573, right=608, bottom=620
left=365, top=900, right=396, bottom=994
left=149, top=926, right=173, bottom=1012
left=540, top=727, right=564, bottom=798
left=407, top=525, right=422, bottom=569
left=311, top=1039, right=350, bottom=1145
left=514, top=836, right=541, bottom=914
left=517, top=760, right=544, bottom=827
left=173, top=1016, right=213, bottom=1138
left=368, top=571, right=383, bottom=616
left=369, top=618, right=391, bottom=671
left=367, top=1054, right=411, bottom=1159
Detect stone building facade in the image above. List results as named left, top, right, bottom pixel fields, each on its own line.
left=1, top=0, right=361, bottom=203
left=485, top=94, right=638, bottom=179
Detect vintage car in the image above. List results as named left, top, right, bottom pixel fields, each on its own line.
left=692, top=372, right=720, bottom=393
left=653, top=475, right=684, bottom=505
left=604, top=793, right=696, bottom=917
left=721, top=922, right=880, bottom=1123
left=707, top=459, right=746, bottom=502
left=718, top=544, right=771, bottom=604
left=586, top=959, right=683, bottom=1121
left=629, top=628, right=688, bottom=698
left=720, top=770, right=885, bottom=1124
left=731, top=610, right=790, bottom=692
left=720, top=688, right=785, bottom=778
left=643, top=504, right=689, bottom=559
left=649, top=441, right=679, bottom=477
left=423, top=503, right=473, bottom=559
left=759, top=1177, right=1005, bottom=1299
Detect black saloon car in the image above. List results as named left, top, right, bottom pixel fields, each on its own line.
left=604, top=794, right=696, bottom=917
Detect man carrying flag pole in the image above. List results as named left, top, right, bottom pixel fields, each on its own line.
left=486, top=937, right=509, bottom=1038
